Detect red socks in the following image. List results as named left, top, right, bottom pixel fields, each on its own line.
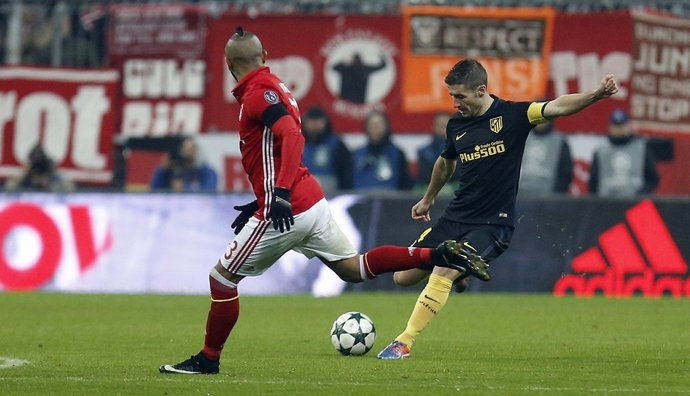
left=201, top=276, right=240, bottom=361
left=362, top=245, right=433, bottom=279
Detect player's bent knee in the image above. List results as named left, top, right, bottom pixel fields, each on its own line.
left=393, top=269, right=431, bottom=286
left=431, top=266, right=464, bottom=281
left=324, top=256, right=362, bottom=283
left=392, top=271, right=410, bottom=286
left=210, top=261, right=243, bottom=287
left=339, top=272, right=362, bottom=283
left=333, top=264, right=362, bottom=283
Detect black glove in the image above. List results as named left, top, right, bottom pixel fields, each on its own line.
left=231, top=200, right=258, bottom=235
left=269, top=187, right=294, bottom=233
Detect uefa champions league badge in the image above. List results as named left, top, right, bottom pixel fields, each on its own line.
left=264, top=90, right=279, bottom=104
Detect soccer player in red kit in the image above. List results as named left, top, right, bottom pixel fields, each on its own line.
left=159, top=27, right=474, bottom=375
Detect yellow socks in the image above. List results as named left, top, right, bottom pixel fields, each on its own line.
left=395, top=273, right=452, bottom=347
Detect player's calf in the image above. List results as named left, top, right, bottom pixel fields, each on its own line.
left=454, top=275, right=470, bottom=293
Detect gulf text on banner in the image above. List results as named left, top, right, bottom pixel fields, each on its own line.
left=108, top=3, right=208, bottom=137
left=401, top=6, right=555, bottom=112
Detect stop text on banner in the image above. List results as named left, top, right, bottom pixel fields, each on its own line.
left=402, top=6, right=555, bottom=112
left=630, top=10, right=690, bottom=133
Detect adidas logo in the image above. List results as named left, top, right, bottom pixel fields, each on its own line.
left=553, top=199, right=689, bottom=298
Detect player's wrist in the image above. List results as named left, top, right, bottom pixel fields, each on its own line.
left=422, top=192, right=437, bottom=203
left=591, top=88, right=605, bottom=101
left=274, top=187, right=291, bottom=201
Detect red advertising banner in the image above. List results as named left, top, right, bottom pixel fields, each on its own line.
left=108, top=4, right=208, bottom=137
left=108, top=4, right=207, bottom=59
left=547, top=11, right=633, bottom=134
left=205, top=14, right=435, bottom=133
left=547, top=11, right=690, bottom=197
left=0, top=67, right=118, bottom=183
left=401, top=6, right=555, bottom=112
left=630, top=10, right=690, bottom=134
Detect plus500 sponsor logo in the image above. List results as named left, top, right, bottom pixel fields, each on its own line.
left=459, top=142, right=506, bottom=163
left=0, top=202, right=111, bottom=290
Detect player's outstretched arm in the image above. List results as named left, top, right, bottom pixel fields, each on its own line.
left=412, top=157, right=456, bottom=222
left=543, top=74, right=618, bottom=119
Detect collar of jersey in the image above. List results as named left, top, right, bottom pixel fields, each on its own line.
left=232, top=66, right=271, bottom=101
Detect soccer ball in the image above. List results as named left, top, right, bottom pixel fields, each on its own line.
left=330, top=312, right=376, bottom=356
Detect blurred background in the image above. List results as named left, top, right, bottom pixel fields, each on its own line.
left=1, top=0, right=689, bottom=297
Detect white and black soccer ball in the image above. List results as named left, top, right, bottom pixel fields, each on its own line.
left=330, top=311, right=376, bottom=356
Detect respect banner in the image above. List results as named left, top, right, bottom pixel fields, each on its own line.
left=401, top=6, right=555, bottom=112
left=0, top=68, right=118, bottom=183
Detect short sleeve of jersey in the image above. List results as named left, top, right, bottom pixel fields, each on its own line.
left=441, top=122, right=458, bottom=159
left=527, top=101, right=549, bottom=125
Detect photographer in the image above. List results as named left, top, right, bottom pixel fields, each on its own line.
left=149, top=137, right=218, bottom=192
left=5, top=143, right=74, bottom=192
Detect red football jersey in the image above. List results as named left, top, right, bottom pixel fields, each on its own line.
left=232, top=67, right=324, bottom=219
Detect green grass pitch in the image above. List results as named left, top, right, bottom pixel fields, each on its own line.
left=1, top=292, right=689, bottom=395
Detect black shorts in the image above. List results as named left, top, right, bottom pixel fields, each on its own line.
left=412, top=217, right=513, bottom=263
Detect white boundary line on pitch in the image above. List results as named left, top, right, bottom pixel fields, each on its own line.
left=0, top=357, right=30, bottom=369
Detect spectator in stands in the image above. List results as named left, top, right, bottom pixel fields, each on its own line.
left=352, top=109, right=412, bottom=191
left=415, top=112, right=458, bottom=194
left=301, top=106, right=353, bottom=192
left=59, top=12, right=99, bottom=68
left=589, top=109, right=659, bottom=197
left=5, top=143, right=73, bottom=192
left=150, top=136, right=218, bottom=192
left=0, top=11, right=7, bottom=64
left=519, top=118, right=573, bottom=195
left=19, top=6, right=99, bottom=67
left=20, top=5, right=53, bottom=66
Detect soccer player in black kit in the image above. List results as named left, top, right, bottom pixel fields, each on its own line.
left=377, top=59, right=619, bottom=359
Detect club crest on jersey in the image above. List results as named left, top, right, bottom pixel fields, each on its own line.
left=264, top=90, right=279, bottom=104
left=489, top=116, right=503, bottom=133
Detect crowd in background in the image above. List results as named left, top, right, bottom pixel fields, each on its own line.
left=0, top=0, right=668, bottom=196
left=4, top=105, right=660, bottom=199
left=0, top=1, right=107, bottom=67
left=2, top=0, right=690, bottom=68
left=301, top=106, right=658, bottom=198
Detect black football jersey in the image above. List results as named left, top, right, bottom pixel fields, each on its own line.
left=441, top=96, right=547, bottom=227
